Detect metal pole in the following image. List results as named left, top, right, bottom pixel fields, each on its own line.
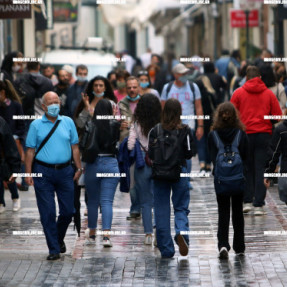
left=245, top=10, right=250, bottom=60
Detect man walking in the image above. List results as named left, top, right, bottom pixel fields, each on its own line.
left=25, top=91, right=82, bottom=260
left=231, top=66, right=282, bottom=215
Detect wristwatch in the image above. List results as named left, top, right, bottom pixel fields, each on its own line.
left=77, top=168, right=84, bottom=172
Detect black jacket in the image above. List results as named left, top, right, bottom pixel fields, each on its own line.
left=148, top=124, right=193, bottom=166
left=14, top=73, right=54, bottom=115
left=265, top=120, right=287, bottom=173
left=208, top=128, right=249, bottom=174
left=0, top=116, right=21, bottom=175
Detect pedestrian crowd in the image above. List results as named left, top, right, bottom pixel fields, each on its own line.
left=0, top=48, right=287, bottom=261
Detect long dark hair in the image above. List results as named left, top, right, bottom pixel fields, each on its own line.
left=133, top=94, right=161, bottom=137
left=0, top=79, right=21, bottom=104
left=259, top=64, right=276, bottom=87
left=161, top=98, right=182, bottom=130
left=74, top=75, right=117, bottom=119
left=92, top=99, right=114, bottom=148
left=211, top=102, right=245, bottom=131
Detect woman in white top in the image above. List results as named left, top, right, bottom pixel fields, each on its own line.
left=128, top=94, right=161, bottom=245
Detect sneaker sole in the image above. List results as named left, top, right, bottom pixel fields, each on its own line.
left=177, top=235, right=189, bottom=256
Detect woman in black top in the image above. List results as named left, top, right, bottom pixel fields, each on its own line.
left=208, top=102, right=249, bottom=259
left=84, top=99, right=120, bottom=248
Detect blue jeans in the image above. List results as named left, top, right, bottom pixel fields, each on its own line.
left=196, top=134, right=211, bottom=165
left=33, top=163, right=74, bottom=255
left=129, top=186, right=140, bottom=214
left=0, top=180, right=19, bottom=206
left=85, top=157, right=119, bottom=230
left=134, top=151, right=153, bottom=234
left=154, top=167, right=190, bottom=257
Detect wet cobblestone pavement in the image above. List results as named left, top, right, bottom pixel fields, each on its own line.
left=2, top=161, right=287, bottom=286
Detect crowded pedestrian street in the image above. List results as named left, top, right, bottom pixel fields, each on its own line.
left=1, top=161, right=287, bottom=286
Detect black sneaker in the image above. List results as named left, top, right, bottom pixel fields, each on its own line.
left=126, top=213, right=141, bottom=220
left=175, top=234, right=189, bottom=256
left=219, top=247, right=229, bottom=259
left=59, top=241, right=66, bottom=253
left=47, top=254, right=60, bottom=260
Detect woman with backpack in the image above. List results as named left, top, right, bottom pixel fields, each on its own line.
left=148, top=98, right=193, bottom=258
left=84, top=99, right=120, bottom=247
left=208, top=102, right=249, bottom=259
left=128, top=93, right=161, bottom=245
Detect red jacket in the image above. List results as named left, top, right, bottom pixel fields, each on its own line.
left=231, top=77, right=282, bottom=134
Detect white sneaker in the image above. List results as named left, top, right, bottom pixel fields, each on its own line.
left=84, top=208, right=88, bottom=216
left=103, top=236, right=112, bottom=247
left=0, top=204, right=5, bottom=214
left=254, top=206, right=266, bottom=216
left=243, top=203, right=252, bottom=213
left=153, top=229, right=157, bottom=247
left=12, top=199, right=21, bottom=212
left=85, top=228, right=96, bottom=243
left=219, top=247, right=229, bottom=259
left=144, top=234, right=152, bottom=245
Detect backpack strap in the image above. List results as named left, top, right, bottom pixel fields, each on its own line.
left=166, top=82, right=174, bottom=97
left=212, top=131, right=225, bottom=150
left=166, top=80, right=195, bottom=104
left=231, top=130, right=242, bottom=149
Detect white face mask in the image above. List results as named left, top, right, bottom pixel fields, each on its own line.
left=12, top=65, right=21, bottom=73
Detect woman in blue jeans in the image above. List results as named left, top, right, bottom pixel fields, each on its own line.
left=148, top=98, right=193, bottom=257
left=84, top=99, right=120, bottom=247
left=128, top=94, right=161, bottom=245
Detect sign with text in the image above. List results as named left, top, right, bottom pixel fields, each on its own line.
left=230, top=9, right=259, bottom=28
left=0, top=0, right=31, bottom=19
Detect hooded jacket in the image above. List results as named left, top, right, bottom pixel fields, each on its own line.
left=231, top=77, right=282, bottom=134
left=14, top=73, right=54, bottom=116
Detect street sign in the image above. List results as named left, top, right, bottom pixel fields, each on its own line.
left=0, top=0, right=31, bottom=19
left=230, top=9, right=259, bottom=28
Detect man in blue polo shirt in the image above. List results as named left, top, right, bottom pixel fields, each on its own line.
left=25, top=91, right=82, bottom=260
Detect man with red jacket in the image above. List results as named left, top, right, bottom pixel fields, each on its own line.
left=231, top=66, right=282, bottom=215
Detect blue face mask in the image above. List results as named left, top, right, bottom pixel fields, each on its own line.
left=179, top=75, right=189, bottom=84
left=93, top=91, right=104, bottom=98
left=140, top=82, right=150, bottom=88
left=127, top=94, right=141, bottom=102
left=77, top=76, right=87, bottom=82
left=46, top=104, right=60, bottom=117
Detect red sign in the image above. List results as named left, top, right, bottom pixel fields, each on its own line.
left=230, top=9, right=259, bottom=28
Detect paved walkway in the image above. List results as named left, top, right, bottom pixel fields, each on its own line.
left=1, top=161, right=287, bottom=286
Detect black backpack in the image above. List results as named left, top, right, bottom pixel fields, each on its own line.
left=150, top=124, right=182, bottom=182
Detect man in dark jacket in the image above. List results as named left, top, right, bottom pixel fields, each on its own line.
left=231, top=66, right=282, bottom=215
left=54, top=69, right=70, bottom=116
left=14, top=61, right=54, bottom=116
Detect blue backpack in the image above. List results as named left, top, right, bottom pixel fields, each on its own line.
left=212, top=130, right=245, bottom=195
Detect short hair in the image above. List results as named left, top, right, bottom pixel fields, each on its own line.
left=107, top=71, right=116, bottom=80
left=246, top=66, right=260, bottom=80
left=42, top=63, right=53, bottom=69
left=76, top=64, right=88, bottom=74
left=116, top=70, right=130, bottom=81
left=27, top=62, right=40, bottom=71
left=126, top=76, right=139, bottom=84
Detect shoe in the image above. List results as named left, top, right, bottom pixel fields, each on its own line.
left=59, top=241, right=66, bottom=253
left=235, top=252, right=245, bottom=257
left=144, top=234, right=152, bottom=245
left=12, top=199, right=21, bottom=212
left=175, top=234, right=189, bottom=256
left=85, top=228, right=96, bottom=243
left=18, top=184, right=29, bottom=191
left=243, top=203, right=252, bottom=213
left=103, top=236, right=112, bottom=247
left=205, top=165, right=211, bottom=172
left=254, top=206, right=266, bottom=216
left=0, top=204, right=5, bottom=214
left=153, top=229, right=157, bottom=247
left=219, top=247, right=229, bottom=259
left=126, top=213, right=141, bottom=220
left=47, top=254, right=60, bottom=260
left=84, top=208, right=88, bottom=216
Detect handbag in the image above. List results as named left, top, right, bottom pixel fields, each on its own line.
left=278, top=177, right=287, bottom=203
left=81, top=121, right=100, bottom=163
left=134, top=122, right=153, bottom=167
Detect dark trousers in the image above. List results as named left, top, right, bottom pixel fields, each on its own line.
left=244, top=133, right=271, bottom=207
left=33, top=163, right=74, bottom=254
left=216, top=193, right=245, bottom=253
left=0, top=180, right=19, bottom=206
